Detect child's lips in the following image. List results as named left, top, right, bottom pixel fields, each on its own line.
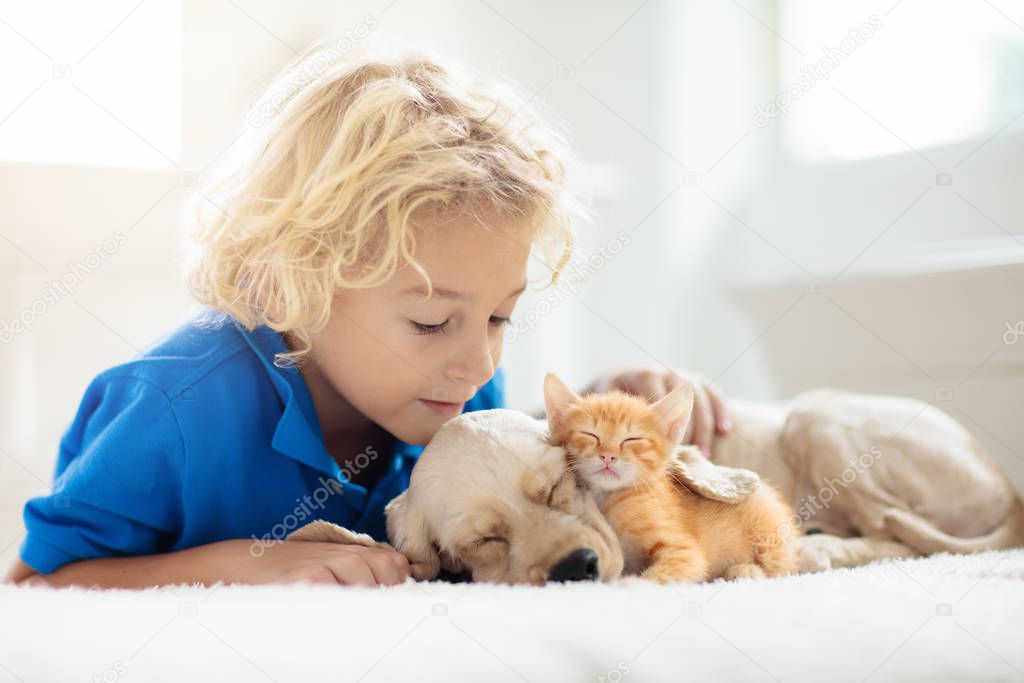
left=419, top=399, right=465, bottom=416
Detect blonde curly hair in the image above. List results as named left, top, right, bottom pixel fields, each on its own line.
left=184, top=44, right=579, bottom=366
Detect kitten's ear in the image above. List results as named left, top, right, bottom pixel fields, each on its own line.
left=543, top=372, right=580, bottom=437
left=651, top=382, right=695, bottom=446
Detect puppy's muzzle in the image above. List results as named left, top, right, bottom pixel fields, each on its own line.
left=548, top=547, right=600, bottom=582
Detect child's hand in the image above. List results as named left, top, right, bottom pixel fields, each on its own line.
left=582, top=367, right=730, bottom=456
left=7, top=539, right=413, bottom=590
left=237, top=540, right=412, bottom=587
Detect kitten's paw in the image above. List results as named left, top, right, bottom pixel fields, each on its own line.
left=641, top=564, right=695, bottom=584
left=723, top=563, right=766, bottom=581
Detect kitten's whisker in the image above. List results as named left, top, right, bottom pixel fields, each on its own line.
left=639, top=475, right=671, bottom=509
left=667, top=471, right=696, bottom=497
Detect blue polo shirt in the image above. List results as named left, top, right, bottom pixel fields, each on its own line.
left=20, top=309, right=505, bottom=574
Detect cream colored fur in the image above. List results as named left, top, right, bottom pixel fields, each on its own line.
left=711, top=390, right=1024, bottom=571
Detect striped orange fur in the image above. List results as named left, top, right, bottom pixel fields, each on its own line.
left=544, top=373, right=799, bottom=584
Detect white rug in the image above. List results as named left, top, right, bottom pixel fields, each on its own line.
left=3, top=549, right=1023, bottom=683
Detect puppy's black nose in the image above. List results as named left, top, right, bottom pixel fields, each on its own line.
left=548, top=548, right=599, bottom=582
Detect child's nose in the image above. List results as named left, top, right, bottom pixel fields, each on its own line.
left=446, top=333, right=495, bottom=390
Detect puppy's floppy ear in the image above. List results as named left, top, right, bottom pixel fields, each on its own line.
left=543, top=372, right=581, bottom=439
left=288, top=520, right=392, bottom=550
left=668, top=445, right=759, bottom=504
left=385, top=490, right=440, bottom=580
left=651, top=382, right=695, bottom=446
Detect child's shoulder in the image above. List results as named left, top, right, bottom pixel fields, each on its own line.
left=90, top=308, right=272, bottom=404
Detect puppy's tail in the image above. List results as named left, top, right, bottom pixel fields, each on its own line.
left=883, top=496, right=1024, bottom=555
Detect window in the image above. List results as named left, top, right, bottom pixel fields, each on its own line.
left=0, top=0, right=181, bottom=168
left=775, top=0, right=1024, bottom=161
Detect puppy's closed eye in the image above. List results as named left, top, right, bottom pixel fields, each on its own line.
left=462, top=535, right=509, bottom=562
left=461, top=514, right=511, bottom=554
left=475, top=536, right=508, bottom=546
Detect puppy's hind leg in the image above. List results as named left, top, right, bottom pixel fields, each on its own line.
left=799, top=534, right=919, bottom=573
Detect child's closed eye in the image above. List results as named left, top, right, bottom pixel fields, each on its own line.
left=410, top=319, right=449, bottom=335
left=409, top=316, right=511, bottom=336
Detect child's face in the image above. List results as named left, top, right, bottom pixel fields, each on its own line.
left=307, top=209, right=535, bottom=446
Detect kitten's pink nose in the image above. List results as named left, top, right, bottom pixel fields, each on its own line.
left=600, top=453, right=616, bottom=465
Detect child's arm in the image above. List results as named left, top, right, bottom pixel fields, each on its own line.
left=6, top=538, right=411, bottom=588
left=15, top=375, right=408, bottom=589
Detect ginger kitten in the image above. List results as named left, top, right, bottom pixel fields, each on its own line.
left=543, top=373, right=799, bottom=583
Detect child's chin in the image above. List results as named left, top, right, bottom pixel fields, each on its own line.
left=388, top=420, right=434, bottom=448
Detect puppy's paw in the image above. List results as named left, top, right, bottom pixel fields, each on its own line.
left=409, top=557, right=441, bottom=581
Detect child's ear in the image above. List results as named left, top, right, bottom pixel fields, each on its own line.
left=651, top=382, right=695, bottom=446
left=543, top=372, right=580, bottom=438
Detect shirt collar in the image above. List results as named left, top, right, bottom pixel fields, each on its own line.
left=231, top=319, right=425, bottom=477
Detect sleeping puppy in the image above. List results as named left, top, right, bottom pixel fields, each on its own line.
left=710, top=390, right=1024, bottom=571
left=383, top=409, right=625, bottom=584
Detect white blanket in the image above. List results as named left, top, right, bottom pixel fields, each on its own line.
left=3, top=550, right=1023, bottom=682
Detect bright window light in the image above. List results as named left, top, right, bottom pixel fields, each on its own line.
left=775, top=0, right=1024, bottom=162
left=0, top=0, right=181, bottom=168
